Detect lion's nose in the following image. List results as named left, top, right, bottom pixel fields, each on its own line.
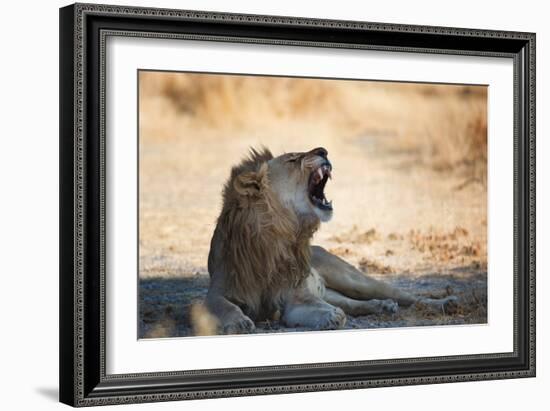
left=309, top=147, right=328, bottom=159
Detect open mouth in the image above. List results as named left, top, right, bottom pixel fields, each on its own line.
left=308, top=162, right=333, bottom=211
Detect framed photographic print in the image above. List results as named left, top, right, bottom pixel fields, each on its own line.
left=59, top=3, right=536, bottom=407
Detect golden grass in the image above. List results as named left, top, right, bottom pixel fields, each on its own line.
left=139, top=71, right=487, bottom=178
left=328, top=225, right=486, bottom=276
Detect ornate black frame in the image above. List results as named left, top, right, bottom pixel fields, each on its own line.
left=59, top=3, right=536, bottom=407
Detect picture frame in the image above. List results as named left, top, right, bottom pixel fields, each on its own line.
left=59, top=2, right=536, bottom=407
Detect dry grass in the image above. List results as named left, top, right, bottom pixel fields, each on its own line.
left=358, top=258, right=395, bottom=275
left=326, top=224, right=486, bottom=277
left=408, top=227, right=486, bottom=267
left=140, top=72, right=487, bottom=178
left=140, top=73, right=346, bottom=132
left=329, top=227, right=380, bottom=244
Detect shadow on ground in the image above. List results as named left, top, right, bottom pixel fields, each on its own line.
left=139, top=267, right=487, bottom=339
left=35, top=387, right=58, bottom=402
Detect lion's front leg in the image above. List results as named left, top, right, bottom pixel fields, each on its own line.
left=205, top=288, right=255, bottom=335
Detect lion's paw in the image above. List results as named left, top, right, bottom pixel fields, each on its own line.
left=418, top=295, right=459, bottom=314
left=365, top=299, right=398, bottom=315
left=317, top=306, right=347, bottom=330
left=222, top=314, right=256, bottom=335
left=282, top=304, right=347, bottom=330
left=380, top=299, right=399, bottom=314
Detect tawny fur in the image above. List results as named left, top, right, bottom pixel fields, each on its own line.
left=209, top=148, right=318, bottom=320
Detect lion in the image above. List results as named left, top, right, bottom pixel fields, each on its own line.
left=205, top=147, right=456, bottom=334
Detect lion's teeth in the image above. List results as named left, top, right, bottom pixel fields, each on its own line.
left=317, top=168, right=323, bottom=180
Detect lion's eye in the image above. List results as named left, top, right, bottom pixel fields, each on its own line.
left=286, top=155, right=301, bottom=163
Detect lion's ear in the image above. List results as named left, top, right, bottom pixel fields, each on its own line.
left=233, top=162, right=268, bottom=197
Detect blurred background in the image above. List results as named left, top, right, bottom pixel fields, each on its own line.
left=138, top=71, right=488, bottom=338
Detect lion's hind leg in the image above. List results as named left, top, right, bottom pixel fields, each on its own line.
left=312, top=245, right=417, bottom=306
left=312, top=246, right=458, bottom=312
left=324, top=288, right=398, bottom=316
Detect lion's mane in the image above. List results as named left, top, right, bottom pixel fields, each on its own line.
left=208, top=148, right=319, bottom=320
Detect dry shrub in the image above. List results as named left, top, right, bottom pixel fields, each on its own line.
left=140, top=72, right=346, bottom=132
left=365, top=84, right=488, bottom=179
left=422, top=94, right=487, bottom=179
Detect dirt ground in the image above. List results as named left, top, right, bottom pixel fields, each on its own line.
left=138, top=73, right=487, bottom=338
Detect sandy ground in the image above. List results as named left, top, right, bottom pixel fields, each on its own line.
left=138, top=129, right=487, bottom=338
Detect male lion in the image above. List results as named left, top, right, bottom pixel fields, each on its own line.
left=206, top=147, right=456, bottom=334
